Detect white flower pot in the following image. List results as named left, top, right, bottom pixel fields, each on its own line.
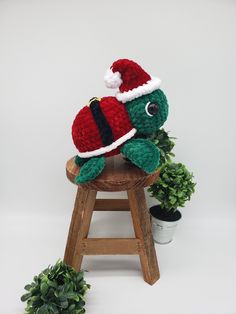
left=150, top=205, right=181, bottom=244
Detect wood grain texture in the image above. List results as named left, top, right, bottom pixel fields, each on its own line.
left=94, top=199, right=129, bottom=211
left=66, top=154, right=160, bottom=191
left=64, top=188, right=97, bottom=271
left=64, top=154, right=160, bottom=284
left=127, top=188, right=160, bottom=285
left=80, top=238, right=141, bottom=255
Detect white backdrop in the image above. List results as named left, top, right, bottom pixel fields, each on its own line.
left=0, top=1, right=236, bottom=313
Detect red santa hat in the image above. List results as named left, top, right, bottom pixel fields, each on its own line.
left=104, top=59, right=161, bottom=103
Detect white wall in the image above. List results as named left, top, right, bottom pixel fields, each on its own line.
left=1, top=0, right=235, bottom=218
left=1, top=1, right=236, bottom=314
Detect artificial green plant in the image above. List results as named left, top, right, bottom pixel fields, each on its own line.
left=21, top=260, right=90, bottom=314
left=148, top=162, right=196, bottom=213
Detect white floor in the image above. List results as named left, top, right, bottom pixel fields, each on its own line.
left=1, top=209, right=236, bottom=314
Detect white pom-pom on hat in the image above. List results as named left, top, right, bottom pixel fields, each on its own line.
left=104, top=69, right=122, bottom=88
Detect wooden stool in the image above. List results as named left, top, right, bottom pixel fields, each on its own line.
left=64, top=155, right=160, bottom=285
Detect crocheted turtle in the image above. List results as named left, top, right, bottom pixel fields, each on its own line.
left=72, top=59, right=169, bottom=184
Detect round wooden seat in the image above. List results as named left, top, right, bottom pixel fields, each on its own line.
left=66, top=154, right=160, bottom=191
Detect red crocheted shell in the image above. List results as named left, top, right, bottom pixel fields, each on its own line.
left=72, top=96, right=135, bottom=158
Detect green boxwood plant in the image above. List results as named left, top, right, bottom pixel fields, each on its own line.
left=148, top=162, right=196, bottom=213
left=21, top=260, right=90, bottom=314
left=147, top=128, right=176, bottom=166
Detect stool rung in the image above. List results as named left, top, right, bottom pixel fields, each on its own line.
left=94, top=199, right=129, bottom=211
left=80, top=238, right=141, bottom=255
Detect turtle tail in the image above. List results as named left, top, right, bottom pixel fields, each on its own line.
left=75, top=157, right=105, bottom=184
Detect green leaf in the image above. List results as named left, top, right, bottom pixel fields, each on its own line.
left=68, top=304, right=76, bottom=311
left=40, top=282, right=49, bottom=296
left=65, top=291, right=77, bottom=299
left=36, top=304, right=49, bottom=314
left=73, top=294, right=81, bottom=302
left=24, top=284, right=32, bottom=291
left=31, top=295, right=41, bottom=303
left=48, top=304, right=59, bottom=313
left=60, top=299, right=69, bottom=308
left=78, top=300, right=85, bottom=307
left=169, top=196, right=177, bottom=205
left=21, top=293, right=31, bottom=302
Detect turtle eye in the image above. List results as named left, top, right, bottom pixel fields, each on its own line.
left=145, top=102, right=159, bottom=116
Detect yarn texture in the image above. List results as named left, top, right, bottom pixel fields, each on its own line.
left=74, top=155, right=87, bottom=167
left=121, top=138, right=160, bottom=173
left=71, top=58, right=169, bottom=184
left=75, top=157, right=105, bottom=184
left=105, top=59, right=161, bottom=103
left=72, top=96, right=135, bottom=158
left=126, top=89, right=168, bottom=135
left=104, top=69, right=122, bottom=88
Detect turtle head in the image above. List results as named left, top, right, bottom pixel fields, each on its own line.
left=126, top=89, right=169, bottom=135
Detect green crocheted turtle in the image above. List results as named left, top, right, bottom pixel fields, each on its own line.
left=72, top=59, right=169, bottom=184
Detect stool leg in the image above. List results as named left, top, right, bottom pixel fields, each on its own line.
left=127, top=188, right=160, bottom=285
left=64, top=187, right=97, bottom=271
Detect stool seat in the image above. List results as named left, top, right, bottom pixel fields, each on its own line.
left=66, top=154, right=160, bottom=191
left=64, top=155, right=160, bottom=285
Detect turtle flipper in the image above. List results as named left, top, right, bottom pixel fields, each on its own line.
left=74, top=155, right=88, bottom=167
left=121, top=138, right=160, bottom=173
left=75, top=157, right=105, bottom=184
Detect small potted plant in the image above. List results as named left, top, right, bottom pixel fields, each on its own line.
left=21, top=260, right=90, bottom=314
left=148, top=162, right=196, bottom=244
